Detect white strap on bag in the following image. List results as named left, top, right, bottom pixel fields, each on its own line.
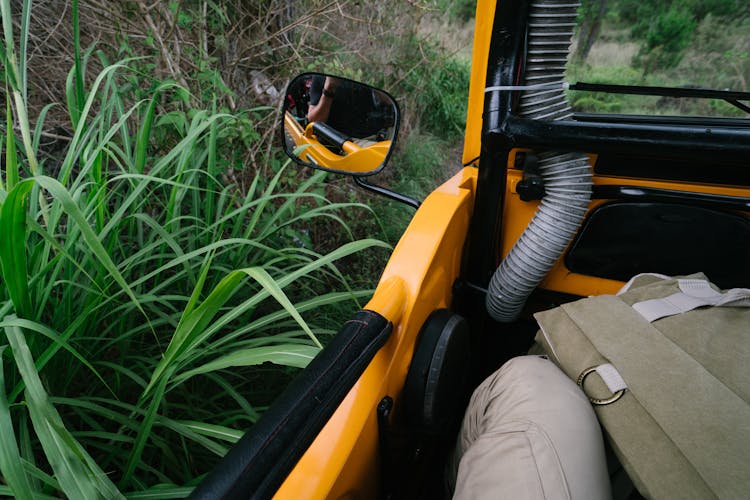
left=630, top=278, right=750, bottom=322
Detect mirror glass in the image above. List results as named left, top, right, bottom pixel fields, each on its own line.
left=281, top=73, right=399, bottom=176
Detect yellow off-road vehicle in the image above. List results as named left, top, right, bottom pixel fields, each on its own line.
left=193, top=0, right=750, bottom=498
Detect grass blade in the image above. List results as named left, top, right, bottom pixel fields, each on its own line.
left=30, top=102, right=55, bottom=155
left=0, top=0, right=19, bottom=90
left=120, top=373, right=169, bottom=489
left=196, top=239, right=390, bottom=347
left=174, top=249, right=214, bottom=326
left=206, top=290, right=373, bottom=352
left=143, top=270, right=244, bottom=395
left=174, top=344, right=321, bottom=384
left=18, top=0, right=31, bottom=101
left=4, top=321, right=125, bottom=499
left=135, top=81, right=182, bottom=174
left=33, top=176, right=151, bottom=327
left=71, top=0, right=84, bottom=125
left=0, top=346, right=35, bottom=500
left=0, top=180, right=33, bottom=318
left=143, top=238, right=388, bottom=397
left=241, top=266, right=322, bottom=348
left=125, top=486, right=194, bottom=499
left=0, top=316, right=114, bottom=402
left=5, top=93, right=19, bottom=190
left=173, top=420, right=243, bottom=443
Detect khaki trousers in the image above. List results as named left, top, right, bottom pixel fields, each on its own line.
left=450, top=356, right=611, bottom=500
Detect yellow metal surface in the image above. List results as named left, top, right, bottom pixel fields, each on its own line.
left=273, top=167, right=478, bottom=499
left=284, top=111, right=389, bottom=174
left=462, top=0, right=496, bottom=166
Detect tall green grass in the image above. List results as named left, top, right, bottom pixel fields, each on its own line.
left=0, top=0, right=387, bottom=496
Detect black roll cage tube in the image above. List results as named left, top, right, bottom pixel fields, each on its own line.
left=461, top=0, right=529, bottom=291
left=495, top=116, right=750, bottom=162
left=453, top=0, right=530, bottom=348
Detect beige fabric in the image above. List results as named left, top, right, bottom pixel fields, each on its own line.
left=535, top=273, right=750, bottom=500
left=450, top=356, right=611, bottom=500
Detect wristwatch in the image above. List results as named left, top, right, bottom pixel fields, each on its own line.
left=323, top=88, right=336, bottom=98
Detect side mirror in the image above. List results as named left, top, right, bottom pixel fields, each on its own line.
left=281, top=73, right=399, bottom=176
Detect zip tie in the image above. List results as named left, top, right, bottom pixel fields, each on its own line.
left=484, top=82, right=570, bottom=93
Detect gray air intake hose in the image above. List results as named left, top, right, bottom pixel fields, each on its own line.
left=486, top=0, right=592, bottom=323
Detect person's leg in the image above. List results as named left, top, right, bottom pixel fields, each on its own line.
left=449, top=355, right=611, bottom=500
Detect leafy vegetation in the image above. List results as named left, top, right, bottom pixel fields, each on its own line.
left=572, top=0, right=749, bottom=116
left=402, top=40, right=472, bottom=138
left=435, top=0, right=477, bottom=23
left=0, top=0, right=388, bottom=496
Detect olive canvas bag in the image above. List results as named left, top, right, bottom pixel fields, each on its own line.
left=534, top=273, right=750, bottom=500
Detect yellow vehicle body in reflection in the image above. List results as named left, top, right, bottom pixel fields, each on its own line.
left=284, top=111, right=391, bottom=174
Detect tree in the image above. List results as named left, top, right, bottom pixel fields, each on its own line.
left=576, top=0, right=609, bottom=63
left=636, top=6, right=696, bottom=74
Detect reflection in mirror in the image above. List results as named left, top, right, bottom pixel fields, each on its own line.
left=282, top=73, right=399, bottom=176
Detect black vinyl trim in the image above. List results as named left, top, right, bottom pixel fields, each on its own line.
left=565, top=202, right=750, bottom=288
left=591, top=154, right=750, bottom=187
left=190, top=309, right=392, bottom=500
left=593, top=185, right=750, bottom=211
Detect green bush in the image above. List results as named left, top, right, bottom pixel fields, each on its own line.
left=402, top=40, right=471, bottom=138
left=434, top=0, right=476, bottom=22
left=637, top=6, right=696, bottom=71
left=680, top=0, right=740, bottom=20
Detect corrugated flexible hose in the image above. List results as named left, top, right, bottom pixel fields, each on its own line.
left=486, top=0, right=592, bottom=323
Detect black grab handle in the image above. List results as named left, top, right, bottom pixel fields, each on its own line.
left=312, top=121, right=351, bottom=149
